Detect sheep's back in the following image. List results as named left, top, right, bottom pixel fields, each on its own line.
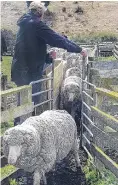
left=64, top=76, right=81, bottom=87
left=39, top=110, right=77, bottom=161
left=65, top=67, right=81, bottom=78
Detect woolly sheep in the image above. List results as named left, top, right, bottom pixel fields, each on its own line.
left=66, top=54, right=82, bottom=70
left=3, top=110, right=80, bottom=185
left=65, top=67, right=81, bottom=78
left=60, top=76, right=81, bottom=114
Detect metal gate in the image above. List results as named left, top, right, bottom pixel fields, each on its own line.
left=30, top=60, right=54, bottom=115
left=80, top=56, right=118, bottom=178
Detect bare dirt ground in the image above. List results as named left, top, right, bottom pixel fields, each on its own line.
left=1, top=1, right=118, bottom=37
left=16, top=149, right=87, bottom=185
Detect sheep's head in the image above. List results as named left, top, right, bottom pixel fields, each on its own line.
left=65, top=67, right=81, bottom=78
left=3, top=125, right=40, bottom=166
left=63, top=82, right=81, bottom=103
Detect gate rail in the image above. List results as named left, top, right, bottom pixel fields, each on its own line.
left=30, top=60, right=54, bottom=112
left=80, top=56, right=118, bottom=178
left=0, top=57, right=64, bottom=184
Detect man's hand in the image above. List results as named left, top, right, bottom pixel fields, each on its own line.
left=49, top=50, right=57, bottom=59
left=80, top=48, right=87, bottom=57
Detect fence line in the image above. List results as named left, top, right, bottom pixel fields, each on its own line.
left=80, top=54, right=118, bottom=178
left=1, top=45, right=118, bottom=183
left=0, top=57, right=64, bottom=184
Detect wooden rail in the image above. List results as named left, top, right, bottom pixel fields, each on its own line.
left=95, top=87, right=118, bottom=99
left=91, top=106, right=118, bottom=132
left=47, top=59, right=64, bottom=108
left=91, top=144, right=118, bottom=178
left=81, top=65, right=118, bottom=179
left=1, top=47, right=118, bottom=183
left=1, top=85, right=33, bottom=123
left=0, top=58, right=64, bottom=184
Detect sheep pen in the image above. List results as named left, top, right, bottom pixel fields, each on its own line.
left=3, top=110, right=81, bottom=185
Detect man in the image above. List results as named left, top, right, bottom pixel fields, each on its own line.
left=11, top=1, right=87, bottom=124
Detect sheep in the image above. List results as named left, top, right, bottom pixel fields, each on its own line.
left=3, top=110, right=80, bottom=185
left=60, top=76, right=81, bottom=108
left=60, top=76, right=82, bottom=125
left=65, top=66, right=82, bottom=78
left=66, top=54, right=82, bottom=70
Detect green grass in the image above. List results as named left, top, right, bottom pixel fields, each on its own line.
left=9, top=178, right=18, bottom=185
left=0, top=165, right=16, bottom=180
left=70, top=32, right=118, bottom=44
left=1, top=56, right=12, bottom=82
left=1, top=56, right=16, bottom=88
left=0, top=121, right=14, bottom=136
left=83, top=159, right=118, bottom=185
left=95, top=56, right=117, bottom=62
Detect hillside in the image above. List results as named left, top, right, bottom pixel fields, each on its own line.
left=1, top=1, right=118, bottom=38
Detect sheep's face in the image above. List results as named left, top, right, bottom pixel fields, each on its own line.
left=3, top=126, right=40, bottom=166
left=8, top=145, right=22, bottom=165
left=64, top=84, right=80, bottom=103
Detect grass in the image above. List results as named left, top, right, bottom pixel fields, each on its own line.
left=0, top=165, right=16, bottom=180
left=0, top=121, right=14, bottom=136
left=95, top=56, right=117, bottom=61
left=83, top=159, right=118, bottom=185
left=70, top=32, right=118, bottom=44
left=1, top=56, right=12, bottom=82
left=1, top=56, right=16, bottom=88
left=9, top=178, right=18, bottom=185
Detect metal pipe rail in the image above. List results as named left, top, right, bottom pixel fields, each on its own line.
left=30, top=77, right=53, bottom=85
left=34, top=99, right=53, bottom=108
left=83, top=101, right=91, bottom=111
left=29, top=60, right=55, bottom=113
left=80, top=54, right=118, bottom=179
left=32, top=89, right=53, bottom=97
left=82, top=91, right=94, bottom=101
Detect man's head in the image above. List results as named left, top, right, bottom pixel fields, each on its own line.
left=29, top=1, right=47, bottom=17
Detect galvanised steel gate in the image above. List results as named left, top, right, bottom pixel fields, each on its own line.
left=30, top=60, right=54, bottom=115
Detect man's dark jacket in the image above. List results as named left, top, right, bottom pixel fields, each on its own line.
left=11, top=13, right=82, bottom=85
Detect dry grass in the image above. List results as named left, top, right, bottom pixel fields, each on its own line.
left=1, top=1, right=118, bottom=38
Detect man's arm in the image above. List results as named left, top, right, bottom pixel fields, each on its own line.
left=37, top=22, right=82, bottom=53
